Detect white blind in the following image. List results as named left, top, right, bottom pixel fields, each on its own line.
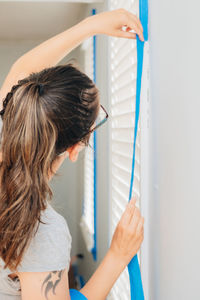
left=108, top=0, right=141, bottom=299
left=80, top=37, right=95, bottom=252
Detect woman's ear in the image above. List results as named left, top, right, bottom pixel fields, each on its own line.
left=67, top=143, right=80, bottom=162
left=67, top=143, right=84, bottom=162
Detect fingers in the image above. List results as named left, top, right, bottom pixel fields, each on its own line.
left=136, top=217, right=144, bottom=235
left=117, top=30, right=137, bottom=40
left=130, top=13, right=143, bottom=32
left=120, top=198, right=136, bottom=227
left=129, top=206, right=141, bottom=230
left=119, top=197, right=144, bottom=242
left=119, top=8, right=144, bottom=41
left=126, top=16, right=144, bottom=41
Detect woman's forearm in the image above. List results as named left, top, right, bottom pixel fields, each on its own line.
left=12, top=17, right=94, bottom=74
left=79, top=249, right=127, bottom=300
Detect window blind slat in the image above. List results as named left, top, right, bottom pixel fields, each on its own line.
left=108, top=0, right=140, bottom=298
left=111, top=75, right=137, bottom=93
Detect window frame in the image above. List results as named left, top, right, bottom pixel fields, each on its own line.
left=107, top=0, right=150, bottom=298
left=80, top=8, right=97, bottom=262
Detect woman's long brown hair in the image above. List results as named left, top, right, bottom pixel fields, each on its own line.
left=0, top=64, right=99, bottom=271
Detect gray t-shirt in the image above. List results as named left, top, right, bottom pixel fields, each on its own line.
left=0, top=201, right=72, bottom=299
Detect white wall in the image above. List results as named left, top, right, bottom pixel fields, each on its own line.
left=148, top=1, right=200, bottom=299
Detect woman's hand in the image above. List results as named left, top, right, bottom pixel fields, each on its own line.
left=109, top=197, right=144, bottom=266
left=86, top=8, right=144, bottom=41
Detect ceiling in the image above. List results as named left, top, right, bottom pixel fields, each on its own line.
left=0, top=2, right=90, bottom=41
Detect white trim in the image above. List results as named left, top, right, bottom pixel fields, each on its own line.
left=140, top=41, right=150, bottom=300
left=80, top=34, right=95, bottom=253
left=80, top=216, right=94, bottom=252
left=81, top=38, right=92, bottom=52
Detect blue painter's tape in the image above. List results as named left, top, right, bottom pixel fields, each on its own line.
left=91, top=8, right=97, bottom=261
left=70, top=289, right=88, bottom=300
left=140, top=0, right=148, bottom=41
left=127, top=0, right=148, bottom=299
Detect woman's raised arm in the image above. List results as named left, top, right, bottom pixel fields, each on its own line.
left=12, top=17, right=93, bottom=74
left=0, top=9, right=144, bottom=109
left=12, top=9, right=143, bottom=73
left=0, top=18, right=92, bottom=109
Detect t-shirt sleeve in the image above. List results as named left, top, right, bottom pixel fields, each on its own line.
left=16, top=215, right=72, bottom=273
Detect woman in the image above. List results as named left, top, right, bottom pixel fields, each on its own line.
left=0, top=8, right=145, bottom=300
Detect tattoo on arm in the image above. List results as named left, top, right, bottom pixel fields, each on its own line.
left=41, top=270, right=64, bottom=300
